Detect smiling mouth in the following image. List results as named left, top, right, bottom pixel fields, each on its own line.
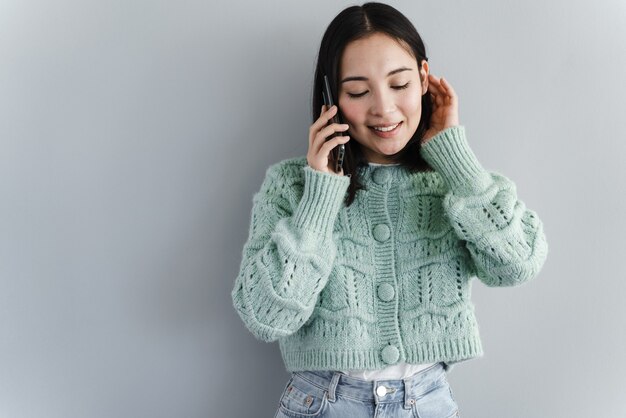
left=370, top=122, right=401, bottom=132
left=368, top=122, right=403, bottom=137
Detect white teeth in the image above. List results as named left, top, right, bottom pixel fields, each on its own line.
left=372, top=123, right=399, bottom=132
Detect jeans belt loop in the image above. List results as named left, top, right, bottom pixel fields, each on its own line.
left=327, top=372, right=341, bottom=403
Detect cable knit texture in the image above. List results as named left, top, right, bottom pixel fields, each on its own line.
left=231, top=125, right=549, bottom=372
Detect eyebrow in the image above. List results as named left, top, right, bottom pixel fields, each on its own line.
left=340, top=67, right=413, bottom=84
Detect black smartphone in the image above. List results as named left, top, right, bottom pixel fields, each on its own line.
left=322, top=75, right=345, bottom=173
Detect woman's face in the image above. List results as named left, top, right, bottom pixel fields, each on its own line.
left=338, top=32, right=429, bottom=164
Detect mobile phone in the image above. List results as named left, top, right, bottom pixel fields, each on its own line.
left=322, top=75, right=345, bottom=173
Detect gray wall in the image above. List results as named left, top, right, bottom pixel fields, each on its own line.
left=1, top=1, right=625, bottom=417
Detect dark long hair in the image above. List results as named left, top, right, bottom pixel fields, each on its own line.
left=312, top=2, right=433, bottom=206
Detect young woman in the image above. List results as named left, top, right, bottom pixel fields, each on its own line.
left=232, top=3, right=548, bottom=417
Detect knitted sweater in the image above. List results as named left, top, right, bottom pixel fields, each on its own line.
left=231, top=125, right=548, bottom=372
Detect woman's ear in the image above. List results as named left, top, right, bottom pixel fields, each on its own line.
left=419, top=60, right=429, bottom=95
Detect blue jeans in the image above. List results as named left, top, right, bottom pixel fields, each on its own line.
left=274, top=362, right=460, bottom=418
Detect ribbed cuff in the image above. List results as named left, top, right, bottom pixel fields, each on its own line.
left=420, top=125, right=492, bottom=194
left=292, top=166, right=350, bottom=236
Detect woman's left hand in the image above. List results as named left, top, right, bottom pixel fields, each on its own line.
left=422, top=74, right=460, bottom=144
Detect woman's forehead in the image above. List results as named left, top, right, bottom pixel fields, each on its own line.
left=340, top=33, right=417, bottom=78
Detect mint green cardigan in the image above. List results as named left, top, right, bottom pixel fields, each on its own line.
left=232, top=125, right=548, bottom=372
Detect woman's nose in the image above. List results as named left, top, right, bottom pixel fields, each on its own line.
left=369, top=89, right=396, bottom=116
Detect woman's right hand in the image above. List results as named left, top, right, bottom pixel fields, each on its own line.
left=307, top=105, right=351, bottom=176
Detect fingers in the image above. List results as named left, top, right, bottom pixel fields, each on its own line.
left=307, top=104, right=352, bottom=174
left=312, top=122, right=349, bottom=153
left=306, top=133, right=350, bottom=175
left=427, top=74, right=442, bottom=94
left=427, top=74, right=457, bottom=106
left=440, top=77, right=456, bottom=97
left=310, top=105, right=339, bottom=138
left=309, top=105, right=348, bottom=148
left=428, top=74, right=455, bottom=94
left=427, top=75, right=443, bottom=107
left=320, top=135, right=350, bottom=157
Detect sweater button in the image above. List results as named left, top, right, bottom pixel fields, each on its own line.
left=377, top=283, right=395, bottom=302
left=372, top=168, right=391, bottom=185
left=381, top=345, right=400, bottom=364
left=373, top=224, right=390, bottom=242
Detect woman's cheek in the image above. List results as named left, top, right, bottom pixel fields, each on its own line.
left=339, top=101, right=363, bottom=132
left=402, top=89, right=423, bottom=115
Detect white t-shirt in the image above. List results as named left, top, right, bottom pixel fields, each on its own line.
left=340, top=362, right=438, bottom=381
left=367, top=161, right=401, bottom=166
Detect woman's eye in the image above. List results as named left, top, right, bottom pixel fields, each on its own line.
left=346, top=83, right=411, bottom=99
left=392, top=82, right=410, bottom=90
left=347, top=91, right=368, bottom=98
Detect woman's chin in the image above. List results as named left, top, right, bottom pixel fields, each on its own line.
left=357, top=132, right=411, bottom=161
left=374, top=140, right=409, bottom=156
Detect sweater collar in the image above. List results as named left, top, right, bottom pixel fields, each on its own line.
left=355, top=163, right=446, bottom=191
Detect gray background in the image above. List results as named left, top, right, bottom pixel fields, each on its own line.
left=1, top=0, right=625, bottom=417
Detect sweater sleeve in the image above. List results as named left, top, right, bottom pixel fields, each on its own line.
left=231, top=162, right=350, bottom=342
left=420, top=126, right=549, bottom=287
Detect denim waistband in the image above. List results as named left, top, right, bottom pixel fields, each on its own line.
left=291, top=362, right=445, bottom=406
